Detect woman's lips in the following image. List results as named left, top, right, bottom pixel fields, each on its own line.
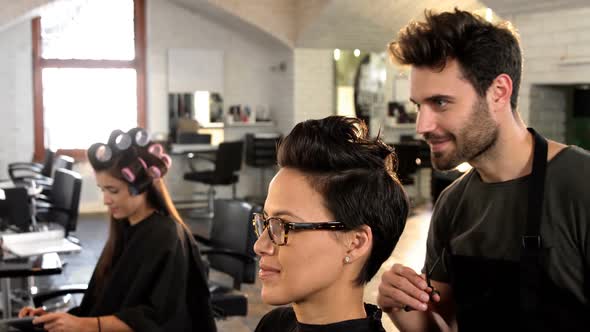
left=259, top=264, right=280, bottom=280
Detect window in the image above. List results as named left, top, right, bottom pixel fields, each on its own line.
left=33, top=0, right=146, bottom=160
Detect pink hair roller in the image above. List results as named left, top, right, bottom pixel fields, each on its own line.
left=121, top=168, right=136, bottom=182
left=161, top=154, right=172, bottom=168
left=138, top=157, right=147, bottom=169
left=148, top=143, right=164, bottom=157
left=149, top=166, right=162, bottom=179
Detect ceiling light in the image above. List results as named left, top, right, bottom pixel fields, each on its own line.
left=333, top=49, right=341, bottom=61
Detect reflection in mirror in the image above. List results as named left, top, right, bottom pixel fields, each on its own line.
left=334, top=49, right=388, bottom=136
left=168, top=91, right=223, bottom=143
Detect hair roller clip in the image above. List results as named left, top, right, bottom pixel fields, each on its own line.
left=127, top=127, right=150, bottom=147
left=148, top=143, right=164, bottom=157
left=149, top=166, right=162, bottom=179
left=138, top=157, right=147, bottom=170
left=160, top=154, right=172, bottom=168
left=108, top=130, right=132, bottom=152
left=87, top=143, right=113, bottom=169
left=121, top=167, right=136, bottom=183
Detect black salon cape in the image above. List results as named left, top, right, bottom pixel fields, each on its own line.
left=254, top=303, right=386, bottom=332
left=69, top=212, right=216, bottom=332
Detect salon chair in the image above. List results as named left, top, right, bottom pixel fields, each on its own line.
left=194, top=199, right=260, bottom=318
left=244, top=133, right=281, bottom=205
left=7, top=149, right=55, bottom=181
left=10, top=155, right=74, bottom=198
left=34, top=168, right=82, bottom=241
left=0, top=187, right=33, bottom=232
left=183, top=141, right=244, bottom=217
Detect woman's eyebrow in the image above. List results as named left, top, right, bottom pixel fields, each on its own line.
left=263, top=209, right=303, bottom=221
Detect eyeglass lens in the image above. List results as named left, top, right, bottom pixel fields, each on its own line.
left=254, top=215, right=286, bottom=245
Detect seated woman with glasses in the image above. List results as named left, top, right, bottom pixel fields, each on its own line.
left=18, top=128, right=216, bottom=332
left=253, top=116, right=409, bottom=332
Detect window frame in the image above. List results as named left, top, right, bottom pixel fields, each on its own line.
left=32, top=0, right=146, bottom=161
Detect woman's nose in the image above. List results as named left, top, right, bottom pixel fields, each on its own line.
left=103, top=194, right=112, bottom=205
left=253, top=228, right=275, bottom=257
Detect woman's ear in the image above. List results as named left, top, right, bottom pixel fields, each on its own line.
left=344, top=225, right=372, bottom=264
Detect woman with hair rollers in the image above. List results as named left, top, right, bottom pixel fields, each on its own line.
left=19, top=128, right=217, bottom=332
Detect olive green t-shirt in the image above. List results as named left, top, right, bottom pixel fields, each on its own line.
left=425, top=146, right=590, bottom=303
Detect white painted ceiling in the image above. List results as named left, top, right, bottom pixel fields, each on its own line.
left=2, top=0, right=589, bottom=50
left=481, top=0, right=590, bottom=16
left=0, top=0, right=56, bottom=31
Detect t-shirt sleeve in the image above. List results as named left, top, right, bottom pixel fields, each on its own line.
left=423, top=186, right=454, bottom=283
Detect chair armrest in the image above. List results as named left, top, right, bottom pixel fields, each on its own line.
left=10, top=174, right=52, bottom=184
left=32, top=284, right=88, bottom=308
left=35, top=193, right=51, bottom=202
left=9, top=168, right=45, bottom=181
left=200, top=248, right=256, bottom=264
left=34, top=200, right=52, bottom=210
left=8, top=162, right=43, bottom=173
left=193, top=233, right=213, bottom=247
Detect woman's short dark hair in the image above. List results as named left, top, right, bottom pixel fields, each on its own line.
left=277, top=116, right=409, bottom=285
left=389, top=8, right=522, bottom=111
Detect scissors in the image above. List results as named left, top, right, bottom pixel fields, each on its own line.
left=403, top=253, right=442, bottom=312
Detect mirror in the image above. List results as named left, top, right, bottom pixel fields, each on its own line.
left=168, top=91, right=223, bottom=142
left=334, top=49, right=389, bottom=136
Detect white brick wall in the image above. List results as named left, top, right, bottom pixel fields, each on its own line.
left=510, top=6, right=590, bottom=141
left=528, top=86, right=569, bottom=141
left=293, top=48, right=334, bottom=126
left=270, top=52, right=294, bottom=135
left=0, top=20, right=34, bottom=180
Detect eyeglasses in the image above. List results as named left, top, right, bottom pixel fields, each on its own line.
left=252, top=212, right=347, bottom=246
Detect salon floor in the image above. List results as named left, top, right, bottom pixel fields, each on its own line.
left=32, top=204, right=432, bottom=332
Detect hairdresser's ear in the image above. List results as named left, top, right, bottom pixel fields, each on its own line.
left=487, top=73, right=513, bottom=114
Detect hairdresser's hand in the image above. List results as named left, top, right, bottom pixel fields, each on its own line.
left=18, top=306, right=47, bottom=318
left=377, top=263, right=440, bottom=313
left=33, top=312, right=96, bottom=332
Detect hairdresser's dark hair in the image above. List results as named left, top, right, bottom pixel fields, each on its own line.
left=389, top=8, right=522, bottom=111
left=277, top=116, right=409, bottom=285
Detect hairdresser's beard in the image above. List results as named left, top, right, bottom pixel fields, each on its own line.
left=427, top=98, right=498, bottom=171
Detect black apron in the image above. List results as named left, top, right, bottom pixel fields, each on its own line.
left=448, top=128, right=589, bottom=331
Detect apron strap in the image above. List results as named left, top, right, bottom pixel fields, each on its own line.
left=520, top=128, right=548, bottom=318
left=522, top=127, right=548, bottom=249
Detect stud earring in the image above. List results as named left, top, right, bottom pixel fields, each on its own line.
left=344, top=256, right=351, bottom=264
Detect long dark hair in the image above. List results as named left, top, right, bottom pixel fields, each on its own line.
left=88, top=131, right=190, bottom=293
left=389, top=8, right=522, bottom=111
left=277, top=116, right=409, bottom=285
